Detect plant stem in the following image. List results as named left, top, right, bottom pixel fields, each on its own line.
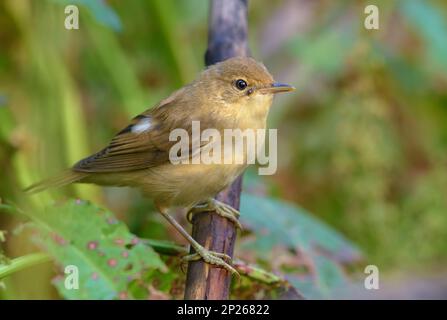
left=141, top=239, right=188, bottom=256
left=0, top=253, right=52, bottom=279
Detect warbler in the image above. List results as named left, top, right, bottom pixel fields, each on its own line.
left=26, top=57, right=295, bottom=274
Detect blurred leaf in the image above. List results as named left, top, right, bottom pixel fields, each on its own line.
left=148, top=0, right=198, bottom=84
left=0, top=230, right=7, bottom=265
left=27, top=199, right=165, bottom=299
left=240, top=193, right=361, bottom=261
left=0, top=104, right=14, bottom=141
left=55, top=0, right=122, bottom=32
left=287, top=255, right=346, bottom=299
left=287, top=27, right=356, bottom=76
left=287, top=275, right=322, bottom=299
left=374, top=41, right=425, bottom=92
left=84, top=20, right=147, bottom=116
left=313, top=255, right=346, bottom=296
left=0, top=94, right=7, bottom=106
left=400, top=0, right=447, bottom=73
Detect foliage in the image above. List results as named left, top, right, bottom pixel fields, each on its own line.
left=30, top=200, right=166, bottom=299
left=1, top=194, right=359, bottom=299
left=236, top=193, right=360, bottom=299
left=241, top=193, right=360, bottom=257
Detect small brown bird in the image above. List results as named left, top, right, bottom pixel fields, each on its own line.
left=26, top=57, right=294, bottom=274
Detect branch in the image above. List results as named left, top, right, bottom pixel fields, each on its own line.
left=0, top=253, right=51, bottom=279
left=184, top=0, right=249, bottom=300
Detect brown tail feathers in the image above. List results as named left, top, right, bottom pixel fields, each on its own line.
left=24, top=170, right=88, bottom=194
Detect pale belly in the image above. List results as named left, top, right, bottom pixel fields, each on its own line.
left=135, top=137, right=257, bottom=207
left=85, top=162, right=247, bottom=208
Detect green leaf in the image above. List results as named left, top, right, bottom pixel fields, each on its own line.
left=287, top=275, right=323, bottom=299
left=240, top=193, right=361, bottom=260
left=28, top=199, right=165, bottom=299
left=240, top=194, right=358, bottom=299
left=313, top=255, right=346, bottom=296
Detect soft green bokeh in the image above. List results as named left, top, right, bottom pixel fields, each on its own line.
left=1, top=0, right=447, bottom=299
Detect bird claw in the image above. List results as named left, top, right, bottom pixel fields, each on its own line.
left=187, top=199, right=243, bottom=230
left=182, top=248, right=239, bottom=278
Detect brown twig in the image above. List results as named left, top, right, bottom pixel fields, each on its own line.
left=184, top=0, right=249, bottom=300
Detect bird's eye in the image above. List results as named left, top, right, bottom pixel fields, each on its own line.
left=235, top=79, right=248, bottom=90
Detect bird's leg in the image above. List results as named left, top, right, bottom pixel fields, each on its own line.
left=155, top=203, right=238, bottom=276
left=186, top=198, right=242, bottom=230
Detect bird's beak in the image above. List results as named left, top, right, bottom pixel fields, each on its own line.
left=258, top=82, right=295, bottom=94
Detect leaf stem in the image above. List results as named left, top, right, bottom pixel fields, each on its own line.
left=233, top=259, right=285, bottom=285
left=0, top=253, right=52, bottom=279
left=141, top=239, right=188, bottom=256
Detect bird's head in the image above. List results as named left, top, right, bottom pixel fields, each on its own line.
left=194, top=56, right=295, bottom=127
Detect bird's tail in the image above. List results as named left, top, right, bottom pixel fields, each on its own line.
left=24, top=170, right=88, bottom=194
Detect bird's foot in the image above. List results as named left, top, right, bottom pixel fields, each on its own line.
left=187, top=198, right=242, bottom=230
left=182, top=245, right=239, bottom=277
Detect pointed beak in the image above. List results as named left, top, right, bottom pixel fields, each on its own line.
left=258, top=82, right=295, bottom=94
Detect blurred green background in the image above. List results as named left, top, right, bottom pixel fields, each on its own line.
left=1, top=0, right=447, bottom=299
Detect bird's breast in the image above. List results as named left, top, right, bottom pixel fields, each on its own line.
left=140, top=162, right=247, bottom=207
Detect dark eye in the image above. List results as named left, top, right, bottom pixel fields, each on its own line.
left=235, top=79, right=247, bottom=90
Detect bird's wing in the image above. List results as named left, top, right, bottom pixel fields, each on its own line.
left=73, top=91, right=202, bottom=173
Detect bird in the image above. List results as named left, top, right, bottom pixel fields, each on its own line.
left=25, top=56, right=295, bottom=275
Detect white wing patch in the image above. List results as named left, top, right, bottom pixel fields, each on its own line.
left=132, top=118, right=152, bottom=134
